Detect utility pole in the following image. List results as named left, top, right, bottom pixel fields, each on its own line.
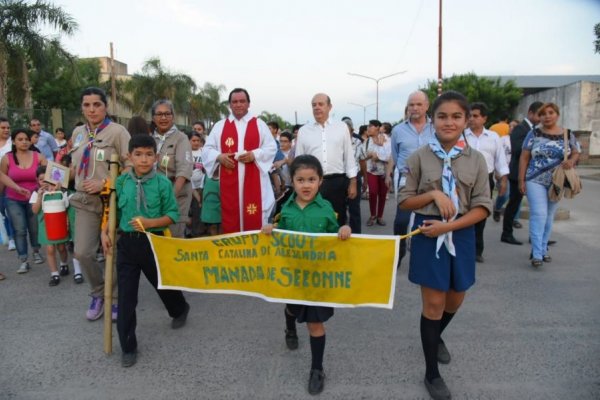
left=437, top=0, right=443, bottom=96
left=110, top=42, right=117, bottom=116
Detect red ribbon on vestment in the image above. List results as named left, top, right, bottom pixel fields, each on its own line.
left=220, top=118, right=263, bottom=233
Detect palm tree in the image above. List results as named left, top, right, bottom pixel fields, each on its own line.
left=124, top=57, right=196, bottom=115
left=0, top=0, right=78, bottom=110
left=189, top=82, right=229, bottom=128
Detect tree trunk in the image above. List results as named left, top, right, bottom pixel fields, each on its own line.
left=21, top=58, right=33, bottom=112
left=0, top=45, right=8, bottom=111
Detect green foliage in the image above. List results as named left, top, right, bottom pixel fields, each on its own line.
left=422, top=73, right=522, bottom=123
left=594, top=22, right=600, bottom=54
left=189, top=82, right=229, bottom=128
left=258, top=111, right=292, bottom=131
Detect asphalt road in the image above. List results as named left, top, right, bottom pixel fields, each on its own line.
left=1, top=180, right=599, bottom=400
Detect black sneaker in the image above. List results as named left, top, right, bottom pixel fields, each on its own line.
left=285, top=329, right=298, bottom=350
left=171, top=303, right=190, bottom=329
left=59, top=264, right=69, bottom=276
left=49, top=275, right=60, bottom=287
left=424, top=376, right=451, bottom=400
left=121, top=351, right=137, bottom=367
left=308, top=369, right=325, bottom=395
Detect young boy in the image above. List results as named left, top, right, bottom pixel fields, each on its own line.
left=101, top=134, right=190, bottom=368
left=262, top=154, right=351, bottom=395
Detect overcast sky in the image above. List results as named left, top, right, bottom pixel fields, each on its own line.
left=55, top=0, right=600, bottom=125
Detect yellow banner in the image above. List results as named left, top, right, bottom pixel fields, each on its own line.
left=149, top=230, right=399, bottom=309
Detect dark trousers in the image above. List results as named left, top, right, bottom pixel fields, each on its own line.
left=320, top=175, right=349, bottom=227
left=502, top=179, right=523, bottom=237
left=347, top=174, right=362, bottom=234
left=393, top=206, right=412, bottom=263
left=474, top=173, right=495, bottom=256
left=117, top=233, right=188, bottom=354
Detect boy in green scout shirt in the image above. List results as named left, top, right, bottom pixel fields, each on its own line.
left=262, top=154, right=351, bottom=395
left=101, top=134, right=190, bottom=368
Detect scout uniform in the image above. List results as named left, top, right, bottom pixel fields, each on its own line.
left=154, top=129, right=193, bottom=238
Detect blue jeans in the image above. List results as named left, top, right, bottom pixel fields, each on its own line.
left=6, top=199, right=39, bottom=261
left=526, top=181, right=559, bottom=260
left=0, top=193, right=15, bottom=239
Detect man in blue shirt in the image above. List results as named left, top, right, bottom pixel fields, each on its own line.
left=385, top=91, right=434, bottom=267
left=29, top=119, right=58, bottom=161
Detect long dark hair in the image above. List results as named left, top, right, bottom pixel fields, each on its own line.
left=10, top=128, right=33, bottom=166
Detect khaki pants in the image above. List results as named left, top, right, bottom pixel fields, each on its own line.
left=71, top=192, right=117, bottom=300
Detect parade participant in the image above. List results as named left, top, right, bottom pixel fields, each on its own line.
left=385, top=91, right=434, bottom=267
left=1, top=128, right=47, bottom=273
left=501, top=102, right=543, bottom=245
left=70, top=87, right=130, bottom=321
left=262, top=154, right=351, bottom=395
left=54, top=128, right=67, bottom=149
left=294, top=93, right=358, bottom=226
left=364, top=119, right=391, bottom=227
left=399, top=91, right=492, bottom=400
left=192, top=121, right=206, bottom=136
left=519, top=102, right=580, bottom=267
left=464, top=102, right=508, bottom=263
left=101, top=134, right=190, bottom=368
left=127, top=116, right=151, bottom=136
left=202, top=88, right=277, bottom=233
left=151, top=100, right=193, bottom=238
left=189, top=131, right=206, bottom=237
left=343, top=117, right=365, bottom=233
left=29, top=118, right=58, bottom=161
left=0, top=117, right=16, bottom=251
left=30, top=166, right=72, bottom=286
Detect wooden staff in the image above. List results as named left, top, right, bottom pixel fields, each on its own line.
left=103, top=154, right=120, bottom=354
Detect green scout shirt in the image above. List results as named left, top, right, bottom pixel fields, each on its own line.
left=277, top=192, right=339, bottom=234
left=116, top=172, right=179, bottom=233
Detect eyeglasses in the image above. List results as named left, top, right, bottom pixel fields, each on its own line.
left=154, top=112, right=173, bottom=118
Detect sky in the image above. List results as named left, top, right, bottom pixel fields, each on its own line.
left=52, top=0, right=600, bottom=125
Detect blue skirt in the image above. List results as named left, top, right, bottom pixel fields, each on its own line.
left=408, top=214, right=476, bottom=292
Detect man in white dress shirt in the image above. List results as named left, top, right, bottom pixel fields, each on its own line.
left=202, top=88, right=277, bottom=233
left=294, top=93, right=358, bottom=226
left=464, top=102, right=508, bottom=263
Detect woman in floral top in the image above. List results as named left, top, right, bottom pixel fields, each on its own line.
left=364, top=120, right=391, bottom=226
left=518, top=102, right=580, bottom=267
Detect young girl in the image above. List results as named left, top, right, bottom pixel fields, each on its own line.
left=398, top=91, right=492, bottom=400
left=262, top=154, right=351, bottom=395
left=54, top=128, right=67, bottom=149
left=30, top=166, right=72, bottom=286
left=189, top=132, right=205, bottom=237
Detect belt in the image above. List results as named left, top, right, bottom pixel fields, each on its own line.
left=119, top=231, right=164, bottom=238
left=323, top=173, right=346, bottom=180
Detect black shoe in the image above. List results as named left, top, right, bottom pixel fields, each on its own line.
left=501, top=235, right=523, bottom=245
left=121, top=351, right=137, bottom=367
left=59, top=264, right=69, bottom=276
left=548, top=240, right=556, bottom=246
left=543, top=255, right=552, bottom=263
left=285, top=329, right=298, bottom=350
left=49, top=275, right=60, bottom=287
left=513, top=220, right=523, bottom=229
left=531, top=259, right=543, bottom=268
left=171, top=303, right=190, bottom=329
left=424, top=376, right=451, bottom=400
left=308, top=369, right=325, bottom=395
left=437, top=342, right=451, bottom=364
left=493, top=210, right=501, bottom=222
left=476, top=255, right=484, bottom=263
left=73, top=273, right=84, bottom=284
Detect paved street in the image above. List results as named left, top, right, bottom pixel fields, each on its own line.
left=1, top=175, right=599, bottom=400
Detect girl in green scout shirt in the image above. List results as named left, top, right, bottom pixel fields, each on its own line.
left=262, top=154, right=351, bottom=396
left=100, top=134, right=190, bottom=368
left=398, top=91, right=492, bottom=400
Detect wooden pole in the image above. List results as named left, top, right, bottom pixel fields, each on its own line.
left=437, top=0, right=443, bottom=96
left=110, top=43, right=117, bottom=117
left=103, top=153, right=120, bottom=354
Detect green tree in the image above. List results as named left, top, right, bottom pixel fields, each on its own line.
left=258, top=111, right=292, bottom=131
left=422, top=73, right=522, bottom=123
left=30, top=49, right=101, bottom=110
left=0, top=0, right=78, bottom=110
left=594, top=22, right=600, bottom=54
left=124, top=57, right=196, bottom=115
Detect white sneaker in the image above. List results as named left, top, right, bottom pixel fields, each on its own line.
left=96, top=252, right=105, bottom=263
left=16, top=261, right=30, bottom=274
left=7, top=239, right=16, bottom=251
left=32, top=252, right=44, bottom=264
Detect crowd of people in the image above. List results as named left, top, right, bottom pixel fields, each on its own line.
left=0, top=86, right=581, bottom=399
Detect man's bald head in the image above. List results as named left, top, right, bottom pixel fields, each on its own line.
left=311, top=93, right=333, bottom=124
left=406, top=91, right=429, bottom=123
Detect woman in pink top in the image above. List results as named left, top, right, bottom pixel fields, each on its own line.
left=0, top=128, right=47, bottom=273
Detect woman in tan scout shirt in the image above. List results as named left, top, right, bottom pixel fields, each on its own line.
left=70, top=87, right=131, bottom=321
left=150, top=99, right=193, bottom=238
